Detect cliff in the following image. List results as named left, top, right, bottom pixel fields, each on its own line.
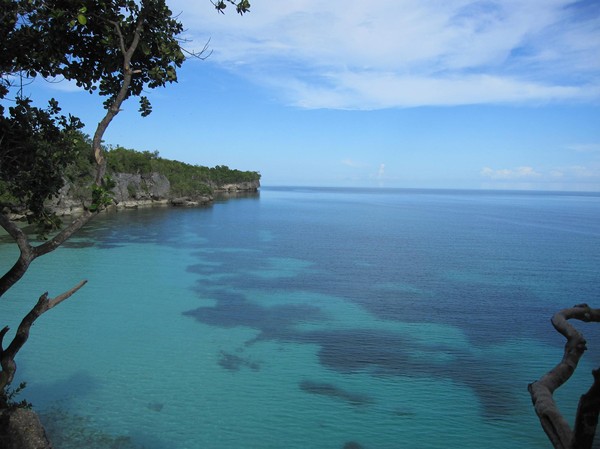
left=49, top=173, right=260, bottom=216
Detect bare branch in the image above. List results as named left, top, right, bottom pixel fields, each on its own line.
left=181, top=38, right=213, bottom=60
left=0, top=213, right=32, bottom=255
left=110, top=20, right=127, bottom=55
left=0, top=281, right=87, bottom=390
left=0, top=214, right=35, bottom=298
left=47, top=279, right=87, bottom=309
left=0, top=327, right=9, bottom=350
left=33, top=210, right=93, bottom=258
left=528, top=304, right=600, bottom=449
left=0, top=210, right=93, bottom=298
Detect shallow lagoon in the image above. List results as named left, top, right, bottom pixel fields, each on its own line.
left=1, top=187, right=599, bottom=448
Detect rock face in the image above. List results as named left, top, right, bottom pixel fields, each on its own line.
left=215, top=180, right=260, bottom=192
left=47, top=173, right=259, bottom=216
left=170, top=196, right=212, bottom=207
left=112, top=172, right=171, bottom=203
left=0, top=408, right=53, bottom=449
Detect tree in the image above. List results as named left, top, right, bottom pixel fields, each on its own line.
left=0, top=0, right=250, bottom=405
left=528, top=304, right=600, bottom=449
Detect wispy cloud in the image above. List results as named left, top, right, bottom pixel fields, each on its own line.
left=341, top=159, right=366, bottom=168
left=481, top=164, right=600, bottom=184
left=174, top=0, right=600, bottom=109
left=565, top=143, right=600, bottom=153
left=481, top=166, right=542, bottom=180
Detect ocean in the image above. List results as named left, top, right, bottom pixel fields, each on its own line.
left=1, top=186, right=599, bottom=449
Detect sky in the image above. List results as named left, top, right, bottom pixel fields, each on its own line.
left=26, top=0, right=600, bottom=190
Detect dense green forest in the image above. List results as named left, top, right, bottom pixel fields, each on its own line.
left=61, top=133, right=260, bottom=198
left=106, top=147, right=260, bottom=195
left=105, top=146, right=260, bottom=196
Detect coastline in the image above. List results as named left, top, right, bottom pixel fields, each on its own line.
left=49, top=178, right=260, bottom=217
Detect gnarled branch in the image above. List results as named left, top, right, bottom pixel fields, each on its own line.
left=0, top=210, right=94, bottom=298
left=0, top=280, right=87, bottom=391
left=528, top=304, right=600, bottom=449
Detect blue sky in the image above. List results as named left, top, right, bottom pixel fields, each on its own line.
left=28, top=0, right=600, bottom=190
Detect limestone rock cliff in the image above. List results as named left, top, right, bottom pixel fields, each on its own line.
left=112, top=172, right=171, bottom=202
left=214, top=180, right=261, bottom=192
left=48, top=172, right=259, bottom=216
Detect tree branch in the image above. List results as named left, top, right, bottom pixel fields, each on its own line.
left=110, top=20, right=128, bottom=55
left=0, top=213, right=35, bottom=298
left=92, top=13, right=145, bottom=184
left=0, top=213, right=30, bottom=251
left=0, top=280, right=87, bottom=390
left=33, top=209, right=93, bottom=258
left=573, top=369, right=600, bottom=448
left=0, top=210, right=94, bottom=298
left=528, top=304, right=600, bottom=449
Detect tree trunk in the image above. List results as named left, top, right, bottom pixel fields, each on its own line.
left=528, top=304, right=600, bottom=449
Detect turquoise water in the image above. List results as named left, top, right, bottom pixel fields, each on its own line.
left=1, top=187, right=599, bottom=448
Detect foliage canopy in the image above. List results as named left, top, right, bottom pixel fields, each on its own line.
left=105, top=145, right=260, bottom=196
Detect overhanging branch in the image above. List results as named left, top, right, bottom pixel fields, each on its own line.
left=528, top=304, right=600, bottom=449
left=0, top=280, right=87, bottom=390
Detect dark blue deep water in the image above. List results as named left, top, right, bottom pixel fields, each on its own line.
left=1, top=187, right=599, bottom=448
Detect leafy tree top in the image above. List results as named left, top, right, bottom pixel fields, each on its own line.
left=2, top=0, right=186, bottom=114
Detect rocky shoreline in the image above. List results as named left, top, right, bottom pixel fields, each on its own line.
left=4, top=173, right=260, bottom=219
left=0, top=408, right=52, bottom=449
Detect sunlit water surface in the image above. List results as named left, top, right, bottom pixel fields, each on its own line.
left=1, top=187, right=599, bottom=449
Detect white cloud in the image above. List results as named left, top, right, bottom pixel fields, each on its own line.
left=341, top=159, right=366, bottom=168
left=481, top=166, right=542, bottom=179
left=481, top=165, right=600, bottom=185
left=172, top=0, right=600, bottom=109
left=279, top=72, right=587, bottom=109
left=564, top=165, right=600, bottom=179
left=566, top=143, right=600, bottom=153
left=41, top=77, right=86, bottom=93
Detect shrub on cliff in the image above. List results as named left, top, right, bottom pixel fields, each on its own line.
left=105, top=145, right=260, bottom=196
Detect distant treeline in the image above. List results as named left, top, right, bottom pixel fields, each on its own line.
left=105, top=146, right=260, bottom=196
left=64, top=135, right=260, bottom=197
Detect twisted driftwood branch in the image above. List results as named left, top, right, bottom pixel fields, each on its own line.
left=528, top=304, right=600, bottom=449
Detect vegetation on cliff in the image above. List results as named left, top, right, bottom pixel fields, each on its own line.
left=105, top=145, right=260, bottom=196
left=2, top=133, right=260, bottom=211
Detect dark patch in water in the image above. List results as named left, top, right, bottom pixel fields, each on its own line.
left=182, top=290, right=325, bottom=338
left=147, top=402, right=164, bottom=412
left=298, top=330, right=414, bottom=375
left=39, top=407, right=149, bottom=449
left=342, top=442, right=364, bottom=449
left=183, top=261, right=531, bottom=421
left=61, top=240, right=96, bottom=249
left=185, top=290, right=521, bottom=419
left=392, top=409, right=416, bottom=418
left=299, top=380, right=374, bottom=406
left=18, top=370, right=97, bottom=406
left=218, top=351, right=260, bottom=372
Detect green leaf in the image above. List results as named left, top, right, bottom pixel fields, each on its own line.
left=140, top=42, right=151, bottom=56
left=77, top=14, right=87, bottom=25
